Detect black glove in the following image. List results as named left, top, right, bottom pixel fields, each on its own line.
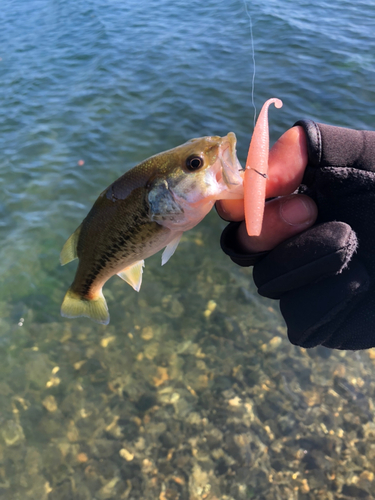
left=221, top=120, right=375, bottom=349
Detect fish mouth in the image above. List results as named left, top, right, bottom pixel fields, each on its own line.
left=217, top=132, right=244, bottom=188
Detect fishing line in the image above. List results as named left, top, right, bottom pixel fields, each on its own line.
left=243, top=0, right=257, bottom=128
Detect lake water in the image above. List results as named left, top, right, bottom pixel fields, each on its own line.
left=1, top=0, right=375, bottom=498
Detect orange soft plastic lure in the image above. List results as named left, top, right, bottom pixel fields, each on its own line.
left=244, top=98, right=283, bottom=236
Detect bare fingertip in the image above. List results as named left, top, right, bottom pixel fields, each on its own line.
left=215, top=201, right=229, bottom=221
left=217, top=199, right=245, bottom=222
left=280, top=196, right=317, bottom=226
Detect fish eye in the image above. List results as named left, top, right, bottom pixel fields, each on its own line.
left=186, top=155, right=204, bottom=171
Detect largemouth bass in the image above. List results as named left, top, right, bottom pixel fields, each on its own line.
left=60, top=133, right=243, bottom=325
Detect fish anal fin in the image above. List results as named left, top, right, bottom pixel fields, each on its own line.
left=117, top=260, right=144, bottom=292
left=162, top=232, right=183, bottom=266
left=60, top=225, right=82, bottom=266
left=61, top=287, right=109, bottom=325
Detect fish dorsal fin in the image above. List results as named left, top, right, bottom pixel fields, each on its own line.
left=161, top=232, right=183, bottom=266
left=60, top=225, right=82, bottom=266
left=117, top=260, right=145, bottom=292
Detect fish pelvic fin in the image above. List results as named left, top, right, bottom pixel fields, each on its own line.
left=162, top=232, right=183, bottom=266
left=61, top=287, right=110, bottom=325
left=117, top=260, right=144, bottom=292
left=60, top=225, right=82, bottom=266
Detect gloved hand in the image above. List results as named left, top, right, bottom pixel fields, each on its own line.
left=221, top=121, right=375, bottom=349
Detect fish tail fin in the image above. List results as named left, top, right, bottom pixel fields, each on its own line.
left=61, top=288, right=110, bottom=325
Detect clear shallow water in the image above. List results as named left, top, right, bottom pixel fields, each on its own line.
left=1, top=0, right=375, bottom=498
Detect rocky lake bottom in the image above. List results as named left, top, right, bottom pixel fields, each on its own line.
left=1, top=237, right=375, bottom=500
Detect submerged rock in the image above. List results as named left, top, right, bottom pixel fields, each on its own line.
left=1, top=420, right=25, bottom=447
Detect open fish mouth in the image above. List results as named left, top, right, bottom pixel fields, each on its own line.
left=218, top=132, right=244, bottom=189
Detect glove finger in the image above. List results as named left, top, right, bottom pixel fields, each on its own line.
left=253, top=221, right=357, bottom=299
left=295, top=120, right=375, bottom=174
left=280, top=258, right=369, bottom=348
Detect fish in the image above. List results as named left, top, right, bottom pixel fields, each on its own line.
left=60, top=132, right=244, bottom=325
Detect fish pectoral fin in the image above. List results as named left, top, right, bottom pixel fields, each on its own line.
left=117, top=260, right=145, bottom=292
left=60, top=225, right=82, bottom=266
left=161, top=232, right=183, bottom=266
